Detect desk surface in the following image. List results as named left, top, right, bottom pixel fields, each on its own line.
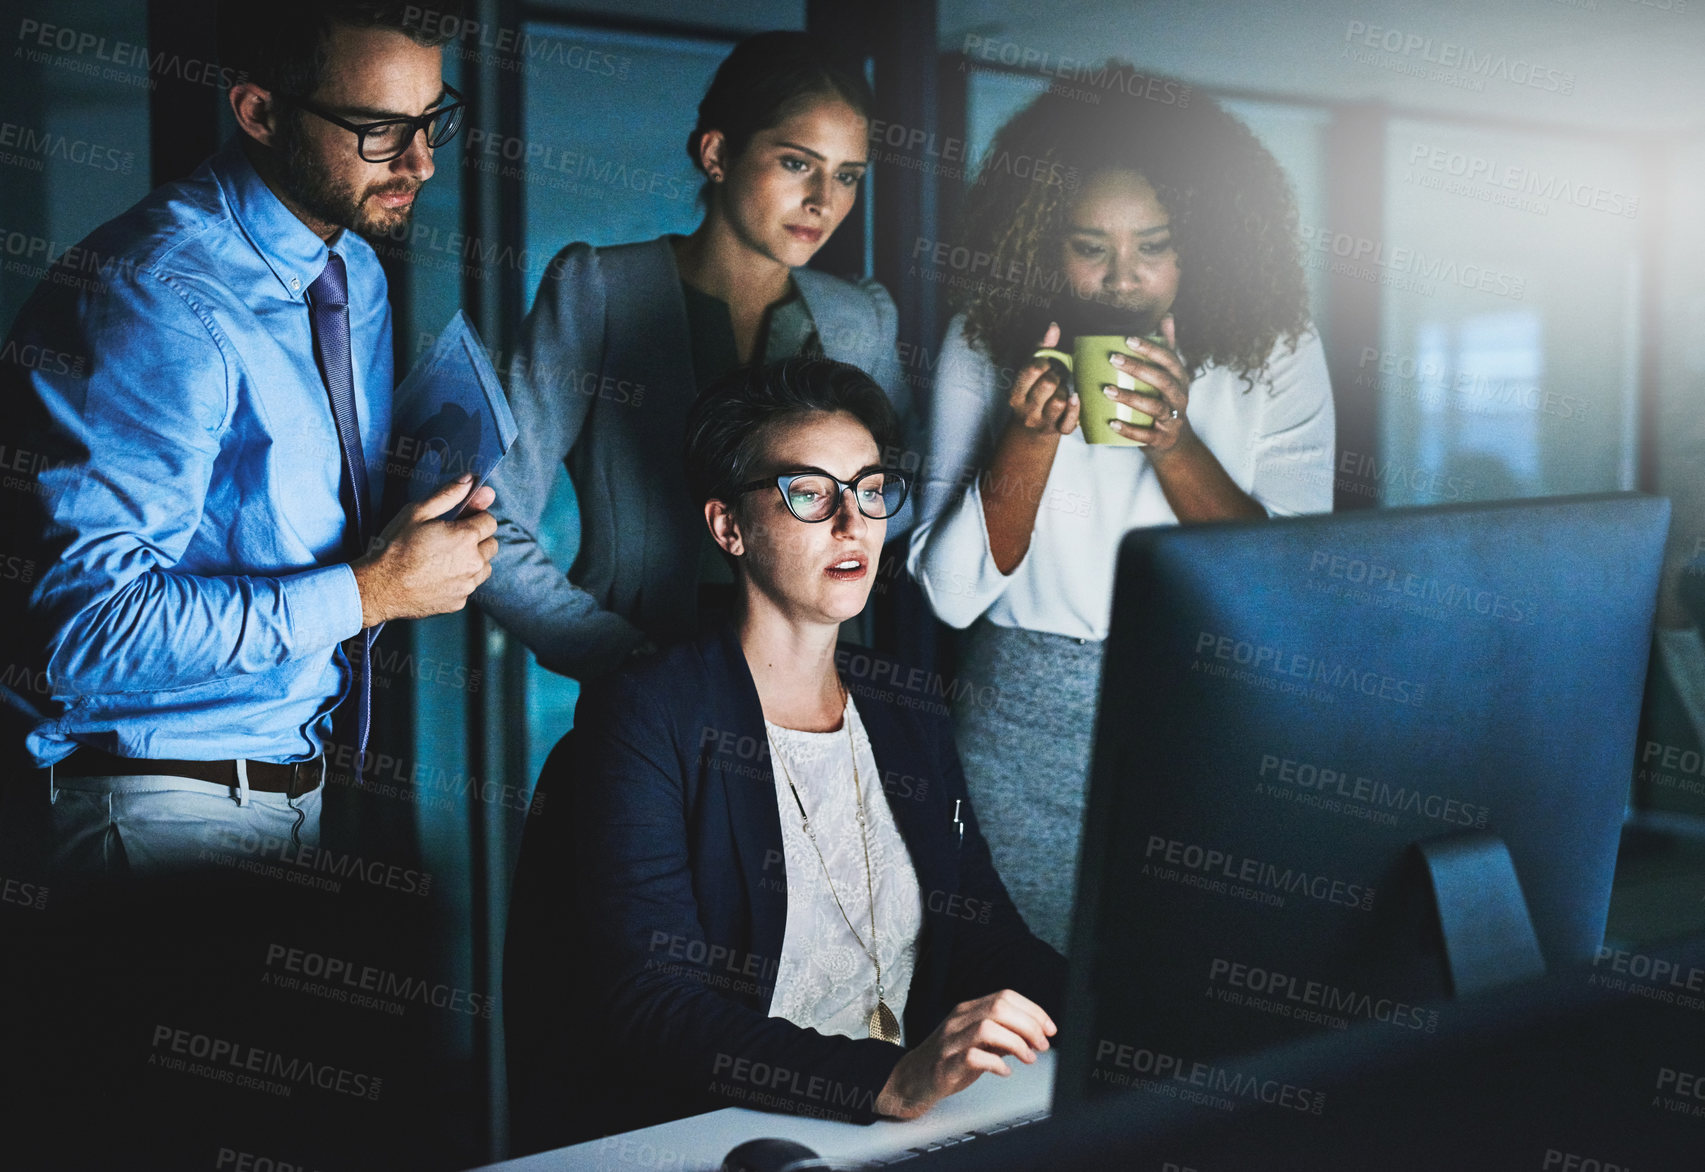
left=468, top=1050, right=1054, bottom=1172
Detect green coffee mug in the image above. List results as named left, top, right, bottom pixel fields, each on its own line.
left=1033, top=334, right=1165, bottom=446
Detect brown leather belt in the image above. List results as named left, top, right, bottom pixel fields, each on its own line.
left=54, top=748, right=326, bottom=798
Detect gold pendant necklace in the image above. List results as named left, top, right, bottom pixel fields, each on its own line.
left=770, top=689, right=903, bottom=1046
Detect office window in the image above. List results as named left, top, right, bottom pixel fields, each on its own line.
left=0, top=1, right=151, bottom=329
left=1380, top=118, right=1642, bottom=504
left=1400, top=310, right=1545, bottom=506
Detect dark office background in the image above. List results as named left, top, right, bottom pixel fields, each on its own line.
left=3, top=0, right=1703, bottom=1164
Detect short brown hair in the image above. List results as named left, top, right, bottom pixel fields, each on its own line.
left=216, top=1, right=463, bottom=97
left=683, top=357, right=898, bottom=507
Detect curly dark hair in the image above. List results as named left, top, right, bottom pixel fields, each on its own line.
left=955, top=64, right=1310, bottom=386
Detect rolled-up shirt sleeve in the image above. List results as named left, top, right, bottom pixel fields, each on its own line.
left=30, top=270, right=363, bottom=700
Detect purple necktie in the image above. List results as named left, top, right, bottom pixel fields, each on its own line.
left=307, top=252, right=374, bottom=774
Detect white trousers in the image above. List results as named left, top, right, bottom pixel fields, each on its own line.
left=47, top=768, right=323, bottom=878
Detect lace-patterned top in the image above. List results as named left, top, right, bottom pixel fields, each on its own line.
left=765, top=695, right=924, bottom=1044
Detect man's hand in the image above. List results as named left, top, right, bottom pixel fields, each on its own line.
left=351, top=475, right=498, bottom=627
left=874, top=990, right=1056, bottom=1120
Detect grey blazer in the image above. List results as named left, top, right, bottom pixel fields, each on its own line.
left=475, top=236, right=908, bottom=680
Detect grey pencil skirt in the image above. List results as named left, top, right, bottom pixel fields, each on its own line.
left=952, top=617, right=1106, bottom=954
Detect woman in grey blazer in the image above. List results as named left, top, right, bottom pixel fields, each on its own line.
left=476, top=32, right=907, bottom=681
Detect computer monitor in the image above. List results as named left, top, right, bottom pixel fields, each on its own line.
left=1056, top=493, right=1669, bottom=1112
left=904, top=929, right=1705, bottom=1170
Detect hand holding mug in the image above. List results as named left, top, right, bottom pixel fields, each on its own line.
left=1032, top=319, right=1170, bottom=447
left=1007, top=321, right=1080, bottom=438
left=1103, top=314, right=1191, bottom=453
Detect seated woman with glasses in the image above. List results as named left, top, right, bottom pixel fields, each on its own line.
left=508, top=357, right=1064, bottom=1146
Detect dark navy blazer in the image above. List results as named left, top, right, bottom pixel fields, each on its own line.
left=507, top=622, right=1066, bottom=1146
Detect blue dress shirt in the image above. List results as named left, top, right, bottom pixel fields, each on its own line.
left=0, top=138, right=391, bottom=766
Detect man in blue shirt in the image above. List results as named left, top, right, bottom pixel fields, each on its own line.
left=0, top=0, right=489, bottom=878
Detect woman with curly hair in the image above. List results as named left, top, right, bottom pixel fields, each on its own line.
left=907, top=70, right=1335, bottom=951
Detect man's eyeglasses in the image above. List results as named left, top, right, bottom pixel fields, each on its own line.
left=278, top=83, right=465, bottom=163
left=734, top=467, right=911, bottom=523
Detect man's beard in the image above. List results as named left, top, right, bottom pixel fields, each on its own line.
left=275, top=114, right=420, bottom=241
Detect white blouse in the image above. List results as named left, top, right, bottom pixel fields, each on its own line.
left=907, top=314, right=1336, bottom=642
left=766, top=696, right=923, bottom=1044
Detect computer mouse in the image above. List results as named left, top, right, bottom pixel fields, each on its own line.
left=720, top=1136, right=820, bottom=1172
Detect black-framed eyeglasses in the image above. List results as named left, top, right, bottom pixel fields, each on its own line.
left=734, top=467, right=911, bottom=523
left=278, top=83, right=465, bottom=163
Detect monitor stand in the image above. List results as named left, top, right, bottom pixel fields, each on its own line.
left=1415, top=833, right=1547, bottom=997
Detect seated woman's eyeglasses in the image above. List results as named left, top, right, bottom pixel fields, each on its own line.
left=277, top=84, right=466, bottom=163
left=736, top=468, right=911, bottom=523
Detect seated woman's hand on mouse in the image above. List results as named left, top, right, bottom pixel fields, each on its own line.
left=873, top=989, right=1056, bottom=1120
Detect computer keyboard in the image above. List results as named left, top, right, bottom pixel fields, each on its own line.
left=859, top=1108, right=1051, bottom=1164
